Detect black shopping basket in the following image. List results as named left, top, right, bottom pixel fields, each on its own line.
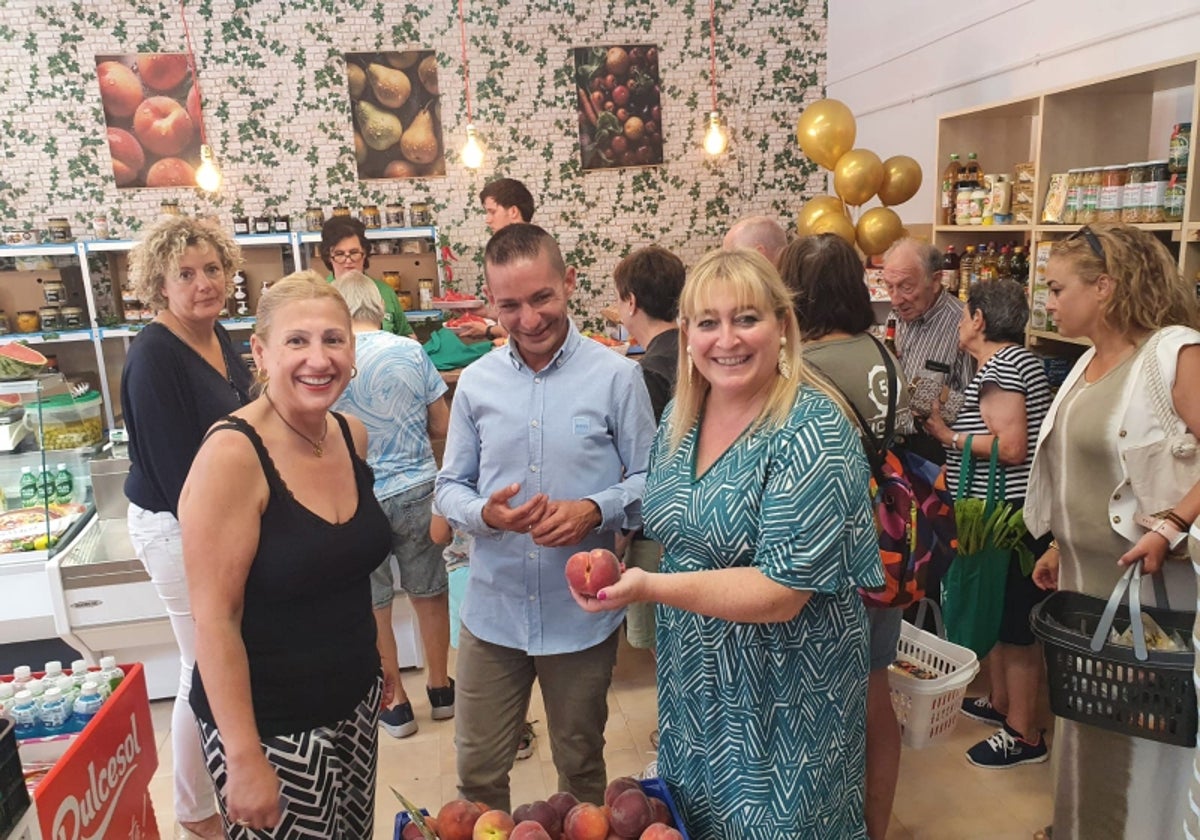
left=1030, top=560, right=1196, bottom=747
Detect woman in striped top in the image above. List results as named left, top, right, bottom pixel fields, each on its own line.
left=923, top=279, right=1053, bottom=769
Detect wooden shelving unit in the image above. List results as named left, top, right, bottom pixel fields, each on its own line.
left=932, top=54, right=1200, bottom=356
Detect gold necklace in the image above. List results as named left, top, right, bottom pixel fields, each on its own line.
left=264, top=390, right=329, bottom=457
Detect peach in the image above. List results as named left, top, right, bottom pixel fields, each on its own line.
left=511, top=823, right=553, bottom=840
left=107, top=127, right=145, bottom=186
left=565, top=549, right=622, bottom=596
left=145, top=157, right=194, bottom=188
left=513, top=801, right=561, bottom=839
left=638, top=826, right=683, bottom=840
left=133, top=96, right=195, bottom=157
left=547, top=792, right=579, bottom=823
left=474, top=809, right=516, bottom=840
left=138, top=53, right=190, bottom=92
left=186, top=83, right=202, bottom=131
left=96, top=60, right=144, bottom=119
left=437, top=799, right=485, bottom=840
left=608, top=789, right=653, bottom=838
left=603, top=777, right=642, bottom=809
left=562, top=802, right=609, bottom=840
left=647, top=797, right=672, bottom=827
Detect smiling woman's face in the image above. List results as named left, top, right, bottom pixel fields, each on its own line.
left=685, top=287, right=783, bottom=399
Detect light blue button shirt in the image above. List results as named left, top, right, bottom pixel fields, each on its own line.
left=436, top=323, right=655, bottom=655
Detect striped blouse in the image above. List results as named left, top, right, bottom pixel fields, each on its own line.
left=946, top=344, right=1052, bottom=500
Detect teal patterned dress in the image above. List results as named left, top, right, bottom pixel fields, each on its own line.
left=644, top=387, right=883, bottom=840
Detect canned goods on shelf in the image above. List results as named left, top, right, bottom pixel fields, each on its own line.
left=42, top=280, right=66, bottom=305
left=38, top=307, right=60, bottom=330
left=60, top=306, right=84, bottom=329
left=384, top=203, right=405, bottom=227
left=361, top=205, right=381, bottom=229
left=47, top=218, right=73, bottom=243
left=253, top=216, right=272, bottom=234
left=305, top=207, right=325, bottom=231
left=409, top=202, right=432, bottom=226
left=233, top=216, right=250, bottom=235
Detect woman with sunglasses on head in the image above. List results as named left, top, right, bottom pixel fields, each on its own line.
left=318, top=216, right=413, bottom=338
left=1025, top=224, right=1200, bottom=839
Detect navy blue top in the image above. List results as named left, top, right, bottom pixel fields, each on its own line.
left=190, top=413, right=389, bottom=735
left=122, top=322, right=253, bottom=516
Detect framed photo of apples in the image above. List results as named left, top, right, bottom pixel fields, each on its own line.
left=95, top=54, right=202, bottom=189
left=345, top=50, right=445, bottom=180
left=574, top=45, right=663, bottom=171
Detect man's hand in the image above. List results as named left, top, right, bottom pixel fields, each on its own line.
left=531, top=499, right=602, bottom=547
left=481, top=483, right=549, bottom=533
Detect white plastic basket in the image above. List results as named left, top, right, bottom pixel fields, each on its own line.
left=888, top=620, right=980, bottom=749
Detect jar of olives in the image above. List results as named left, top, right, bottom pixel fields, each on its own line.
left=16, top=310, right=40, bottom=333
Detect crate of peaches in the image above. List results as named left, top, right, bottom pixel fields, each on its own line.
left=394, top=776, right=688, bottom=839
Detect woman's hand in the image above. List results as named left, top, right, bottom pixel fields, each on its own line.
left=922, top=398, right=951, bottom=445
left=225, top=750, right=282, bottom=831
left=1118, top=531, right=1171, bottom=575
left=569, top=566, right=646, bottom=613
left=1032, top=549, right=1060, bottom=591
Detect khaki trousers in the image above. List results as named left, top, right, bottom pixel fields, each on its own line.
left=455, top=625, right=619, bottom=811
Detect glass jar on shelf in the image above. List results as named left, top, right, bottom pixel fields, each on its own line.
left=16, top=310, right=40, bottom=333
left=1169, top=122, right=1191, bottom=175
left=42, top=280, right=66, bottom=305
left=1097, top=165, right=1126, bottom=222
left=1121, top=163, right=1147, bottom=223
left=0, top=311, right=11, bottom=335
left=1076, top=167, right=1101, bottom=224
left=1164, top=173, right=1186, bottom=222
left=361, top=205, right=381, bottom=229
left=38, top=307, right=61, bottom=330
left=60, top=306, right=85, bottom=329
left=1143, top=160, right=1170, bottom=222
left=384, top=202, right=405, bottom=227
left=305, top=207, right=325, bottom=231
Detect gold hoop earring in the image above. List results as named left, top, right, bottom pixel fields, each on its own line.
left=351, top=365, right=358, bottom=379
left=777, top=335, right=792, bottom=380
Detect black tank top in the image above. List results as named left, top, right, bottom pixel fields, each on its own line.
left=190, top=412, right=390, bottom=735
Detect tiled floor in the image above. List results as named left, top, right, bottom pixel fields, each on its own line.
left=146, top=641, right=1053, bottom=839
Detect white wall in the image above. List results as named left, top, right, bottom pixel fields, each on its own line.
left=827, top=0, right=1200, bottom=223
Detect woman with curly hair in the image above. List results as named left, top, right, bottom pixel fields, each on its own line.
left=122, top=215, right=253, bottom=840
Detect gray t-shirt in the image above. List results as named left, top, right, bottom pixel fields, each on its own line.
left=804, top=333, right=910, bottom=441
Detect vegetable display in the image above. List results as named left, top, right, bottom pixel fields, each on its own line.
left=574, top=45, right=663, bottom=171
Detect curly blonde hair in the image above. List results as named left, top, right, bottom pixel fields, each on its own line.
left=1049, top=224, right=1200, bottom=335
left=127, top=216, right=242, bottom=312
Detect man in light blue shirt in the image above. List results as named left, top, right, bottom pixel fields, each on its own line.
left=436, top=224, right=655, bottom=811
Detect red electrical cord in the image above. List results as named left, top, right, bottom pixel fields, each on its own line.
left=708, top=0, right=718, bottom=113
left=458, top=0, right=473, bottom=123
left=179, top=0, right=207, bottom=145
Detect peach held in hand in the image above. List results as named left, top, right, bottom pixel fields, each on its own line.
left=565, top=548, right=622, bottom=596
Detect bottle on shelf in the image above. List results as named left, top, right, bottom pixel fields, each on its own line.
left=11, top=689, right=40, bottom=739
left=939, top=245, right=960, bottom=294
left=38, top=687, right=70, bottom=736
left=997, top=244, right=1012, bottom=282
left=958, top=245, right=977, bottom=302
left=54, top=462, right=73, bottom=504
left=962, top=152, right=984, bottom=187
left=978, top=243, right=999, bottom=284
left=43, top=660, right=64, bottom=682
left=98, top=656, right=125, bottom=695
left=11, top=664, right=33, bottom=691
left=38, top=466, right=55, bottom=503
left=54, top=675, right=78, bottom=708
left=70, top=659, right=91, bottom=688
left=883, top=315, right=899, bottom=358
left=1011, top=246, right=1029, bottom=287
left=24, top=678, right=45, bottom=706
left=0, top=680, right=15, bottom=716
left=72, top=680, right=105, bottom=728
left=941, top=153, right=962, bottom=225
left=19, top=467, right=37, bottom=507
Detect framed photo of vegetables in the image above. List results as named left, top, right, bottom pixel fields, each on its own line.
left=574, top=45, right=663, bottom=171
left=344, top=50, right=445, bottom=180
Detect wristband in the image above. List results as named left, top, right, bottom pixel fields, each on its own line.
left=485, top=324, right=495, bottom=340
left=1135, top=512, right=1188, bottom=550
left=952, top=432, right=960, bottom=450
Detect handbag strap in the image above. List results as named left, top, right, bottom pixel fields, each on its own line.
left=1142, top=330, right=1186, bottom=436
left=806, top=343, right=896, bottom=485
left=1089, top=560, right=1170, bottom=662
left=956, top=434, right=1006, bottom=506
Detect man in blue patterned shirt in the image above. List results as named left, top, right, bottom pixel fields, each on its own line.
left=436, top=224, right=655, bottom=811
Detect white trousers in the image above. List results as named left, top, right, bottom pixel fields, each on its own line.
left=127, top=502, right=218, bottom=823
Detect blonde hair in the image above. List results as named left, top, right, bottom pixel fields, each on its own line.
left=669, top=248, right=841, bottom=451
left=331, top=270, right=385, bottom=325
left=1050, top=224, right=1200, bottom=335
left=252, top=271, right=352, bottom=392
left=128, top=216, right=242, bottom=311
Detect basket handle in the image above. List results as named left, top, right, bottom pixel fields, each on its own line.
left=1089, top=560, right=1166, bottom=662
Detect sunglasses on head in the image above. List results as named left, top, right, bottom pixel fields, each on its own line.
left=1068, top=225, right=1106, bottom=265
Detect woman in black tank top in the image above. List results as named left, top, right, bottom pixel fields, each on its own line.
left=178, top=274, right=390, bottom=839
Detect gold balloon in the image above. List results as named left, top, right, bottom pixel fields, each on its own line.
left=796, top=195, right=847, bottom=236
left=796, top=99, right=856, bottom=170
left=856, top=206, right=903, bottom=256
left=833, top=148, right=884, bottom=207
left=877, top=155, right=923, bottom=206
left=809, top=211, right=856, bottom=246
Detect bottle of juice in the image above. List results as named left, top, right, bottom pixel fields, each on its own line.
left=941, top=154, right=962, bottom=225
left=958, top=246, right=976, bottom=302
left=939, top=245, right=960, bottom=294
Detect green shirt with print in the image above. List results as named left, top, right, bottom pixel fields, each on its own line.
left=325, top=273, right=413, bottom=337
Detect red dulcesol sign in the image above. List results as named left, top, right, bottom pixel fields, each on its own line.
left=34, top=663, right=160, bottom=840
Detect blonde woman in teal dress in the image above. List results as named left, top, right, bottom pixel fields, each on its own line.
left=1026, top=225, right=1200, bottom=839
left=570, top=248, right=881, bottom=839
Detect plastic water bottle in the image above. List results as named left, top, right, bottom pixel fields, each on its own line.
left=25, top=678, right=45, bottom=708
left=11, top=690, right=40, bottom=739
left=43, top=660, right=64, bottom=682
left=70, top=659, right=91, bottom=688
left=54, top=463, right=73, bottom=504
left=39, top=687, right=70, bottom=736
left=54, top=675, right=78, bottom=708
left=38, top=467, right=55, bottom=502
left=72, top=681, right=104, bottom=728
left=18, top=467, right=37, bottom=506
left=0, top=681, right=14, bottom=716
left=11, top=665, right=32, bottom=691
left=98, top=656, right=124, bottom=695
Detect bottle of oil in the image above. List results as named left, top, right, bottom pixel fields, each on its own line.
left=958, top=245, right=976, bottom=302
left=941, top=154, right=962, bottom=226
left=962, top=152, right=984, bottom=188
left=883, top=315, right=899, bottom=359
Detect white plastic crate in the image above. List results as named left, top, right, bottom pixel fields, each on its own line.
left=888, top=620, right=980, bottom=749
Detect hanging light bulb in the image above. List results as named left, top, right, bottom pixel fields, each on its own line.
left=461, top=123, right=484, bottom=169
left=195, top=143, right=222, bottom=192
left=703, top=112, right=728, bottom=156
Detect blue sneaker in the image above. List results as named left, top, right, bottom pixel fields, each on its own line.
left=379, top=701, right=418, bottom=738
left=961, top=695, right=1006, bottom=726
left=966, top=723, right=1048, bottom=769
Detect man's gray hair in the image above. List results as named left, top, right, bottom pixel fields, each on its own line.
left=331, top=270, right=385, bottom=325
left=885, top=237, right=941, bottom=284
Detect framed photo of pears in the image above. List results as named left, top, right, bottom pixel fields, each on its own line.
left=574, top=44, right=664, bottom=171
left=344, top=50, right=446, bottom=179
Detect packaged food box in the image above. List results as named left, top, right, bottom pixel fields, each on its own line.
left=1014, top=162, right=1036, bottom=183
left=1041, top=174, right=1070, bottom=223
left=1012, top=184, right=1036, bottom=206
